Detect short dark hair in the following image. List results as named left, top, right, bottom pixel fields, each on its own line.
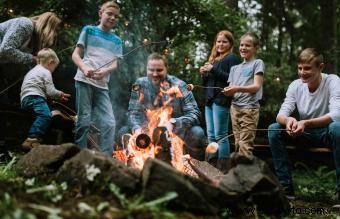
left=298, top=48, right=324, bottom=66
left=147, top=52, right=168, bottom=67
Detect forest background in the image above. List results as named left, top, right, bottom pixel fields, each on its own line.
left=0, top=0, right=339, bottom=142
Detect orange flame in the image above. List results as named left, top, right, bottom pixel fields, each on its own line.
left=114, top=84, right=187, bottom=171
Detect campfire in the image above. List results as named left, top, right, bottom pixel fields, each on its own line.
left=114, top=82, right=192, bottom=173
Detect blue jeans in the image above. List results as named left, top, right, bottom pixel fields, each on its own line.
left=170, top=125, right=207, bottom=160
left=21, top=95, right=51, bottom=138
left=268, top=122, right=340, bottom=190
left=75, top=81, right=115, bottom=156
left=205, top=103, right=230, bottom=158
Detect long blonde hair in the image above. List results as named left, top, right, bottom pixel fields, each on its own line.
left=208, top=30, right=235, bottom=64
left=30, top=12, right=61, bottom=53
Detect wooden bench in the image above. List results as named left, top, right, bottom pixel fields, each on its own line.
left=253, top=144, right=332, bottom=153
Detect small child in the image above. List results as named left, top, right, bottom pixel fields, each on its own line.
left=72, top=1, right=122, bottom=156
left=20, top=48, right=71, bottom=150
left=222, top=32, right=265, bottom=156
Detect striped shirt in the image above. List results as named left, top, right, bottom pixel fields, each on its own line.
left=128, top=75, right=201, bottom=131
left=74, top=25, right=122, bottom=90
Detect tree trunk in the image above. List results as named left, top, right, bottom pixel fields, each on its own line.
left=224, top=0, right=238, bottom=10
left=320, top=0, right=338, bottom=73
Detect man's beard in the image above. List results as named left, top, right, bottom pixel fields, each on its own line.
left=149, top=76, right=163, bottom=90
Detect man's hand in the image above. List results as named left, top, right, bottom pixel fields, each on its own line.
left=166, top=118, right=176, bottom=132
left=286, top=117, right=305, bottom=137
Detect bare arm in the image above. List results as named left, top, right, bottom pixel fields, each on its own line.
left=71, top=46, right=94, bottom=77
left=223, top=73, right=263, bottom=96
left=277, top=114, right=332, bottom=137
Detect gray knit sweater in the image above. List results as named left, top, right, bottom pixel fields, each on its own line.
left=0, top=17, right=34, bottom=64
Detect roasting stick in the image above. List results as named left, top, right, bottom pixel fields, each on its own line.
left=213, top=128, right=310, bottom=146
left=0, top=46, right=76, bottom=96
left=0, top=40, right=169, bottom=95
left=94, top=40, right=168, bottom=71
left=186, top=84, right=223, bottom=91
left=52, top=100, right=101, bottom=149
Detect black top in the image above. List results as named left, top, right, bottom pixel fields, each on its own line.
left=203, top=53, right=240, bottom=107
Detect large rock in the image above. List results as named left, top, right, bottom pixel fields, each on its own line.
left=141, top=158, right=241, bottom=214
left=15, top=143, right=80, bottom=177
left=219, top=153, right=290, bottom=215
left=56, top=149, right=140, bottom=195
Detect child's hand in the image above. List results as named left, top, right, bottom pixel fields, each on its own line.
left=91, top=68, right=110, bottom=80
left=83, top=66, right=95, bottom=78
left=222, top=84, right=237, bottom=96
left=60, top=92, right=71, bottom=102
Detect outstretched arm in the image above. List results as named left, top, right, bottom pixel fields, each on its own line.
left=223, top=73, right=263, bottom=96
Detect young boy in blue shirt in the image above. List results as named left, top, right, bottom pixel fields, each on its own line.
left=72, top=1, right=123, bottom=156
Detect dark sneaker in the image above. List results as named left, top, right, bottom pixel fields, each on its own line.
left=282, top=184, right=296, bottom=200
left=21, top=138, right=41, bottom=151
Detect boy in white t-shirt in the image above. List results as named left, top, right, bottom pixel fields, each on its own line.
left=268, top=48, right=340, bottom=204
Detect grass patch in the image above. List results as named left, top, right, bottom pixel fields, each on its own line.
left=293, top=162, right=336, bottom=203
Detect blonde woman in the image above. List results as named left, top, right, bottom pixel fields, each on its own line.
left=0, top=11, right=61, bottom=150
left=0, top=11, right=61, bottom=64
left=199, top=30, right=240, bottom=173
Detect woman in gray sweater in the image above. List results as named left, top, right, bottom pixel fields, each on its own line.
left=0, top=12, right=61, bottom=149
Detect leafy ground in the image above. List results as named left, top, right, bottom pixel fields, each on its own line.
left=1, top=115, right=339, bottom=218
left=0, top=149, right=340, bottom=219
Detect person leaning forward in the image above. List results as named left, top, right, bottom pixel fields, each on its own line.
left=120, top=52, right=207, bottom=160
left=268, top=48, right=340, bottom=206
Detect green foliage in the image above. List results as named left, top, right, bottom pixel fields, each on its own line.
left=259, top=63, right=296, bottom=127
left=109, top=183, right=178, bottom=219
left=25, top=180, right=68, bottom=203
left=293, top=163, right=336, bottom=202
left=0, top=193, right=37, bottom=219
left=0, top=153, right=17, bottom=181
